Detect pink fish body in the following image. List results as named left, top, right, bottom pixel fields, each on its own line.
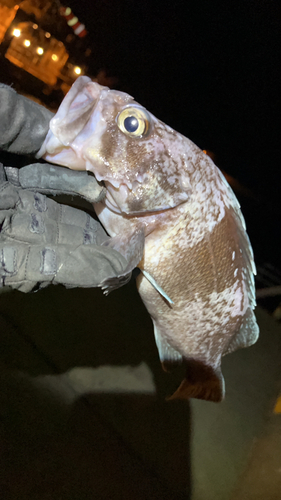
left=39, top=76, right=259, bottom=402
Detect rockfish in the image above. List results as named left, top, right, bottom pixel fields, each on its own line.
left=38, top=76, right=259, bottom=402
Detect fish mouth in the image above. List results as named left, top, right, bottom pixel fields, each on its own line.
left=102, top=178, right=143, bottom=215
left=104, top=186, right=122, bottom=213
left=86, top=164, right=136, bottom=214
left=104, top=181, right=131, bottom=214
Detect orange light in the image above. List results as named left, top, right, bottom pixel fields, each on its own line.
left=51, top=54, right=58, bottom=61
left=36, top=47, right=44, bottom=55
left=12, top=28, right=21, bottom=37
left=23, top=39, right=31, bottom=47
left=203, top=150, right=207, bottom=154
left=45, top=32, right=51, bottom=38
left=33, top=24, right=38, bottom=29
left=74, top=66, right=82, bottom=75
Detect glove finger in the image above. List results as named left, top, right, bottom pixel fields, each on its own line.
left=0, top=163, right=6, bottom=183
left=0, top=241, right=127, bottom=293
left=0, top=84, right=53, bottom=155
left=0, top=181, right=19, bottom=225
left=2, top=189, right=108, bottom=247
left=5, top=163, right=106, bottom=204
left=53, top=245, right=128, bottom=288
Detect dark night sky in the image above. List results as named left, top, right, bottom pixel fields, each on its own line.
left=67, top=2, right=279, bottom=182
left=65, top=0, right=280, bottom=264
left=68, top=1, right=281, bottom=264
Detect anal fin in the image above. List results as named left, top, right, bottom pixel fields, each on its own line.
left=153, top=321, right=182, bottom=369
left=168, top=358, right=225, bottom=403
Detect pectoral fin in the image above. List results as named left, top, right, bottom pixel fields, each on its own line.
left=168, top=359, right=225, bottom=403
left=99, top=226, right=145, bottom=294
left=141, top=270, right=174, bottom=306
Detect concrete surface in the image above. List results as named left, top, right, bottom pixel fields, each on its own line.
left=0, top=281, right=281, bottom=499
left=231, top=413, right=281, bottom=500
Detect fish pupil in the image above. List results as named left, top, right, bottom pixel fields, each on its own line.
left=124, top=116, right=138, bottom=133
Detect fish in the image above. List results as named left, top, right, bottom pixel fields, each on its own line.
left=38, top=75, right=259, bottom=402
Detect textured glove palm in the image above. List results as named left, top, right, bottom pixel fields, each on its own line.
left=0, top=84, right=128, bottom=292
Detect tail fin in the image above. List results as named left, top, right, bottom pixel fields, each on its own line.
left=168, top=358, right=225, bottom=402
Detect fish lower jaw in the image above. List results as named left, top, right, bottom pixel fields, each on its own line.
left=105, top=181, right=132, bottom=212
left=104, top=191, right=122, bottom=214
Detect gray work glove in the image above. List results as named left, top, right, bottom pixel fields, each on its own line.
left=0, top=84, right=127, bottom=292
left=0, top=83, right=106, bottom=202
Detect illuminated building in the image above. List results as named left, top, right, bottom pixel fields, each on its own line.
left=0, top=0, right=90, bottom=101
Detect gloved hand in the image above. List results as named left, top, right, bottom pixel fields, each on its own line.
left=0, top=83, right=106, bottom=202
left=0, top=84, right=127, bottom=292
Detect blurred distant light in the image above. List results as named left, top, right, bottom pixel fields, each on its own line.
left=52, top=54, right=58, bottom=61
left=36, top=47, right=44, bottom=55
left=74, top=24, right=86, bottom=36
left=23, top=39, right=31, bottom=47
left=60, top=6, right=87, bottom=38
left=45, top=32, right=51, bottom=38
left=12, top=28, right=21, bottom=37
left=68, top=16, right=78, bottom=27
left=33, top=24, right=38, bottom=29
left=74, top=66, right=81, bottom=75
left=203, top=150, right=207, bottom=154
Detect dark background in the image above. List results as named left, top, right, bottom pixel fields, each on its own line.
left=66, top=0, right=280, bottom=269
left=1, top=5, right=280, bottom=497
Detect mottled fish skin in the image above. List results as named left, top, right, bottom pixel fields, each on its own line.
left=39, top=76, right=259, bottom=402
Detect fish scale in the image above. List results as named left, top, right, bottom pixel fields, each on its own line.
left=38, top=76, right=259, bottom=402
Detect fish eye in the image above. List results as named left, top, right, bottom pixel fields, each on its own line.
left=117, top=106, right=150, bottom=138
